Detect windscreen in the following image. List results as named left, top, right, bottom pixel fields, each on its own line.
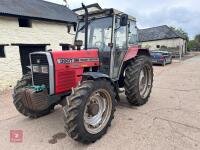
left=76, top=17, right=113, bottom=51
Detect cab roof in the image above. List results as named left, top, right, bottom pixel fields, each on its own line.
left=79, top=8, right=136, bottom=21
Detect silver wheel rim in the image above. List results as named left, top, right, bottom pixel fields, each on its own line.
left=139, top=65, right=152, bottom=99
left=84, top=89, right=112, bottom=134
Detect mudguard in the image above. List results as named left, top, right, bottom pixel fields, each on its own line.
left=124, top=46, right=150, bottom=62
left=81, top=72, right=120, bottom=101
left=81, top=72, right=111, bottom=80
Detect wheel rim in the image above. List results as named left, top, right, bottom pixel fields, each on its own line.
left=84, top=89, right=112, bottom=134
left=139, top=65, right=152, bottom=99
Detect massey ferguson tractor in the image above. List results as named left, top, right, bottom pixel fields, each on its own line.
left=13, top=4, right=153, bottom=144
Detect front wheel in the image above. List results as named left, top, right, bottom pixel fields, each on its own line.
left=124, top=55, right=153, bottom=106
left=63, top=79, right=116, bottom=144
left=13, top=73, right=54, bottom=118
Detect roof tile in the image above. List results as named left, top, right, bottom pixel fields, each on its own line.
left=138, top=25, right=186, bottom=42
left=0, top=0, right=77, bottom=23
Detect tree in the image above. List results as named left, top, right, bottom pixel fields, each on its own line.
left=188, top=33, right=200, bottom=50
left=188, top=40, right=199, bottom=50
left=170, top=27, right=189, bottom=41
left=195, top=34, right=200, bottom=43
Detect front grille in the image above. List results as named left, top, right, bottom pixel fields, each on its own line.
left=32, top=73, right=49, bottom=88
left=30, top=54, right=49, bottom=89
left=31, top=54, right=48, bottom=65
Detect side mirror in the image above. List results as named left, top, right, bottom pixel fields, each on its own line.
left=120, top=14, right=128, bottom=26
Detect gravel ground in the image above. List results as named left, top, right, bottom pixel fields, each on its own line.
left=0, top=55, right=200, bottom=150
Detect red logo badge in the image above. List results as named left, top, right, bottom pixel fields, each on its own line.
left=10, top=130, right=23, bottom=143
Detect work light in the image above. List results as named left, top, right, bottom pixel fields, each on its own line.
left=41, top=66, right=49, bottom=74
left=32, top=65, right=40, bottom=73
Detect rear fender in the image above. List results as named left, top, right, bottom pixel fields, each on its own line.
left=124, top=47, right=150, bottom=62
left=118, top=48, right=151, bottom=87
left=122, top=48, right=151, bottom=74
left=123, top=46, right=139, bottom=62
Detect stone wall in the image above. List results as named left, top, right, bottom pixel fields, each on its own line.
left=139, top=38, right=187, bottom=54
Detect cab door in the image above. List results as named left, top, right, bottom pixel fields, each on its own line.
left=111, top=17, right=128, bottom=79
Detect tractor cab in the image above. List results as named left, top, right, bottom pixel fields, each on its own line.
left=75, top=8, right=138, bottom=79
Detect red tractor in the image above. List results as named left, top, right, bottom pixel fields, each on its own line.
left=13, top=4, right=153, bottom=144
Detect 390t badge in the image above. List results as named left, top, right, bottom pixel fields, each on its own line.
left=57, top=58, right=99, bottom=64
left=57, top=58, right=74, bottom=64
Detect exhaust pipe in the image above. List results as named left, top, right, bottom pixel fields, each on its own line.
left=82, top=3, right=88, bottom=50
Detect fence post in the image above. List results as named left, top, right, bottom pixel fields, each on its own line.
left=179, top=48, right=182, bottom=61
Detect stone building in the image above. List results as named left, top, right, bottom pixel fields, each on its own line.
left=0, top=0, right=77, bottom=90
left=138, top=25, right=187, bottom=54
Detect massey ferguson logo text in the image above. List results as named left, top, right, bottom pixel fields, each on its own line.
left=57, top=58, right=99, bottom=64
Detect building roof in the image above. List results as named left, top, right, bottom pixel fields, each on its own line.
left=0, top=0, right=77, bottom=23
left=138, top=25, right=186, bottom=42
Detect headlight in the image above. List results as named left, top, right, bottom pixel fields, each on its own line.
left=41, top=66, right=48, bottom=74
left=32, top=65, right=40, bottom=73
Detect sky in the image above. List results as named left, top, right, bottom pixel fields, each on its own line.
left=46, top=0, right=200, bottom=39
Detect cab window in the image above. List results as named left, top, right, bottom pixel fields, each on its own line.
left=114, top=18, right=127, bottom=50
left=128, top=20, right=138, bottom=44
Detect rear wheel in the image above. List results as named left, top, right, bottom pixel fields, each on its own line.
left=63, top=79, right=116, bottom=144
left=13, top=73, right=54, bottom=118
left=124, top=55, right=153, bottom=106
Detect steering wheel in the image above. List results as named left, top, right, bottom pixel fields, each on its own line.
left=94, top=41, right=106, bottom=51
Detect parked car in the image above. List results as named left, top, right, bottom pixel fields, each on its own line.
left=150, top=51, right=172, bottom=66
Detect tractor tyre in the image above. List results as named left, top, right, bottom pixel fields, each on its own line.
left=13, top=73, right=54, bottom=118
left=124, top=55, right=153, bottom=106
left=63, top=79, right=116, bottom=144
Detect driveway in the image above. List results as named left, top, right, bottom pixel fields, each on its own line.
left=0, top=55, right=200, bottom=150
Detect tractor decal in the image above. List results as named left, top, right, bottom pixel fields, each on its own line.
left=57, top=58, right=99, bottom=64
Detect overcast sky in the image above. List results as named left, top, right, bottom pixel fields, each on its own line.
left=46, top=0, right=200, bottom=39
